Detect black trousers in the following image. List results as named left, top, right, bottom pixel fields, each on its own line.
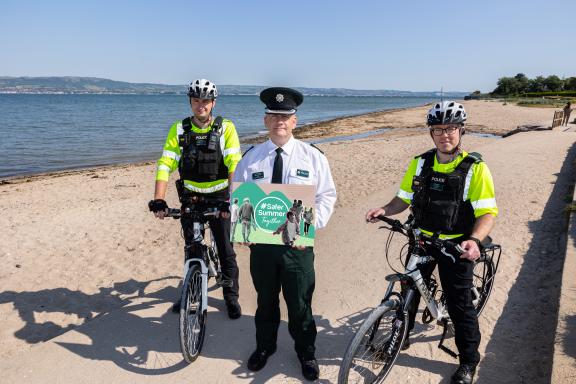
left=406, top=244, right=481, bottom=365
left=181, top=213, right=239, bottom=302
left=250, top=244, right=316, bottom=359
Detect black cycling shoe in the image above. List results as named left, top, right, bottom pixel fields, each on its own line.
left=171, top=299, right=181, bottom=313
left=450, top=363, right=476, bottom=384
left=299, top=356, right=320, bottom=381
left=226, top=299, right=242, bottom=319
left=247, top=347, right=276, bottom=371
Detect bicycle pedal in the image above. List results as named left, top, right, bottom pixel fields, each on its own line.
left=422, top=308, right=434, bottom=324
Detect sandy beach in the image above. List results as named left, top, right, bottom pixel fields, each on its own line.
left=0, top=100, right=575, bottom=383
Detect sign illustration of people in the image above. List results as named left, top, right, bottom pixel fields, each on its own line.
left=303, top=207, right=314, bottom=236
left=272, top=211, right=300, bottom=246
left=238, top=197, right=256, bottom=242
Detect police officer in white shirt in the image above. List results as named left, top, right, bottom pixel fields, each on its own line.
left=233, top=87, right=336, bottom=381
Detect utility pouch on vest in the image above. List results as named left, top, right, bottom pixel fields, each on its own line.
left=422, top=200, right=459, bottom=232
left=205, top=116, right=223, bottom=152
left=179, top=145, right=197, bottom=180
left=175, top=179, right=188, bottom=203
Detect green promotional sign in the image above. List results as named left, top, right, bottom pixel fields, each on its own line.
left=254, top=197, right=290, bottom=232
left=230, top=182, right=316, bottom=246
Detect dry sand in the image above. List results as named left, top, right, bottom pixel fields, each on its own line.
left=0, top=100, right=574, bottom=383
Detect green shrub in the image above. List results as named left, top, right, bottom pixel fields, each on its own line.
left=520, top=91, right=576, bottom=98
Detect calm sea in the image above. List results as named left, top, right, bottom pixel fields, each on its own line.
left=0, top=94, right=436, bottom=178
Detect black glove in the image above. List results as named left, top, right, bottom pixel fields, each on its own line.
left=148, top=199, right=168, bottom=213
left=218, top=201, right=230, bottom=214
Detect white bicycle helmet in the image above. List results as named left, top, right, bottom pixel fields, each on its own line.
left=427, top=101, right=467, bottom=126
left=187, top=78, right=218, bottom=99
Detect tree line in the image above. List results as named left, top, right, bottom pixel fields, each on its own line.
left=490, top=73, right=576, bottom=95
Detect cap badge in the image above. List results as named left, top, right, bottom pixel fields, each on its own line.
left=275, top=94, right=284, bottom=102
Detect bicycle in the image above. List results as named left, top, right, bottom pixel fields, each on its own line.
left=338, top=215, right=501, bottom=384
left=164, top=197, right=224, bottom=363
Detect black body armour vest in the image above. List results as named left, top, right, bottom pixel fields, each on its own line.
left=177, top=116, right=229, bottom=183
left=411, top=149, right=482, bottom=236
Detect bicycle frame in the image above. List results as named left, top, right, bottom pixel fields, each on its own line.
left=382, top=252, right=449, bottom=324
left=182, top=219, right=218, bottom=314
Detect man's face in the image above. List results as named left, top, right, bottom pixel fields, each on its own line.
left=190, top=98, right=215, bottom=120
left=430, top=124, right=461, bottom=153
left=288, top=214, right=295, bottom=222
left=264, top=113, right=297, bottom=140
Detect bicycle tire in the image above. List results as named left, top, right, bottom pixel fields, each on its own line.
left=338, top=301, right=406, bottom=384
left=179, top=263, right=206, bottom=363
left=472, top=254, right=495, bottom=316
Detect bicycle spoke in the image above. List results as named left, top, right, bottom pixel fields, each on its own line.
left=179, top=265, right=206, bottom=363
left=340, top=305, right=404, bottom=384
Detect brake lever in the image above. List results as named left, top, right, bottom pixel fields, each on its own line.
left=439, top=247, right=456, bottom=263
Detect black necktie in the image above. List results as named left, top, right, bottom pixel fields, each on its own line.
left=272, top=147, right=283, bottom=184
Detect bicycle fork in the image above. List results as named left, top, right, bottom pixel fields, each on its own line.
left=184, top=258, right=209, bottom=313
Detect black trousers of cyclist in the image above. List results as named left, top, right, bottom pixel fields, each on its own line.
left=181, top=210, right=239, bottom=303
left=405, top=243, right=481, bottom=365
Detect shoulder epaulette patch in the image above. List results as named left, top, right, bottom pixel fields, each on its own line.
left=467, top=152, right=483, bottom=163
left=309, top=143, right=324, bottom=154
left=242, top=145, right=255, bottom=157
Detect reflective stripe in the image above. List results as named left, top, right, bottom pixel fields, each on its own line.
left=176, top=122, right=184, bottom=136
left=184, top=180, right=229, bottom=194
left=157, top=164, right=171, bottom=172
left=471, top=198, right=497, bottom=210
left=420, top=229, right=463, bottom=240
left=415, top=157, right=425, bottom=176
left=223, top=147, right=241, bottom=156
left=463, top=166, right=473, bottom=201
left=162, top=150, right=180, bottom=161
left=397, top=189, right=414, bottom=200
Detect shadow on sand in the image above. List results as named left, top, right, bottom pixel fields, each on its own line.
left=1, top=277, right=372, bottom=381
left=479, top=142, right=576, bottom=384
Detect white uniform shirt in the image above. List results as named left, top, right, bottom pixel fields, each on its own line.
left=233, top=136, right=337, bottom=229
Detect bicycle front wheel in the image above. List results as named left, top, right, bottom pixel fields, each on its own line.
left=472, top=254, right=495, bottom=316
left=338, top=301, right=406, bottom=384
left=179, top=263, right=206, bottom=363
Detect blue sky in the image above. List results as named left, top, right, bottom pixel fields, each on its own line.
left=1, top=0, right=574, bottom=92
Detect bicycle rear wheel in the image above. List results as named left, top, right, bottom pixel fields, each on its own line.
left=179, top=263, right=206, bottom=363
left=472, top=254, right=495, bottom=316
left=338, top=302, right=405, bottom=384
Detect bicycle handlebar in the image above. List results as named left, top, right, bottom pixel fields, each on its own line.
left=163, top=207, right=220, bottom=220
left=376, top=215, right=405, bottom=233
left=375, top=214, right=463, bottom=262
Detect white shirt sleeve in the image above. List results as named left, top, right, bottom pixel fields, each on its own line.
left=314, top=153, right=337, bottom=229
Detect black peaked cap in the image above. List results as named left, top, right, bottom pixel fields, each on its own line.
left=260, top=87, right=304, bottom=114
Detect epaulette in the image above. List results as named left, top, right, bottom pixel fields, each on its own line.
left=242, top=145, right=255, bottom=156
left=466, top=152, right=483, bottom=163
left=309, top=143, right=324, bottom=154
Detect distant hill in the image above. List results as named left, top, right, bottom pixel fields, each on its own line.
left=0, top=76, right=468, bottom=97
